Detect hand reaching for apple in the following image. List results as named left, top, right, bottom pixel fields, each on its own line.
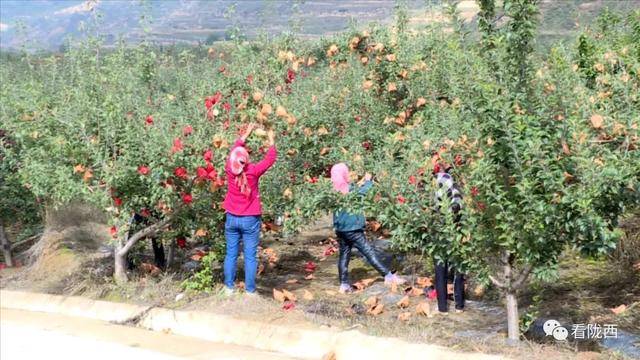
left=240, top=123, right=256, bottom=142
left=267, top=129, right=276, bottom=146
left=357, top=172, right=373, bottom=186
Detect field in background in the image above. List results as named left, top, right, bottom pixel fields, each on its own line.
left=1, top=0, right=639, bottom=51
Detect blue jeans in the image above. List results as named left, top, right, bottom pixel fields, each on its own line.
left=224, top=213, right=261, bottom=293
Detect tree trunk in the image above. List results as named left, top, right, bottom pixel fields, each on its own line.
left=114, top=243, right=128, bottom=283
left=166, top=242, right=175, bottom=271
left=151, top=237, right=166, bottom=269
left=506, top=290, right=519, bottom=341
left=488, top=252, right=533, bottom=342
left=0, top=224, right=14, bottom=267
left=113, top=213, right=176, bottom=283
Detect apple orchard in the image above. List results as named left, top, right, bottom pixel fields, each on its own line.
left=1, top=1, right=638, bottom=341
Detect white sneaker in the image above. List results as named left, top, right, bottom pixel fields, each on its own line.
left=222, top=287, right=235, bottom=296
left=338, top=283, right=353, bottom=294
left=384, top=273, right=407, bottom=285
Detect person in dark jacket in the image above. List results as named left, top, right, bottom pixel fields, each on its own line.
left=432, top=163, right=465, bottom=314
left=330, top=163, right=405, bottom=293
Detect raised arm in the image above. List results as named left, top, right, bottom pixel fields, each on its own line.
left=253, top=129, right=277, bottom=176
left=357, top=173, right=374, bottom=194
left=240, top=123, right=255, bottom=142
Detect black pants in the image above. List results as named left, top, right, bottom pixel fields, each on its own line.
left=434, top=260, right=465, bottom=311
left=336, top=230, right=389, bottom=284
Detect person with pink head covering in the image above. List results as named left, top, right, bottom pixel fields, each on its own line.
left=222, top=124, right=277, bottom=295
left=330, top=163, right=405, bottom=293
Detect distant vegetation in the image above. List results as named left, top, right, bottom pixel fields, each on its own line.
left=1, top=1, right=639, bottom=51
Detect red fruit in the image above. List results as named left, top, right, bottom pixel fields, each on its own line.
left=218, top=65, right=226, bottom=73
left=113, top=197, right=122, bottom=207
left=246, top=74, right=254, bottom=85
left=145, top=115, right=154, bottom=125
left=323, top=246, right=336, bottom=256
left=211, top=92, right=222, bottom=105
left=174, top=167, right=188, bottom=179
left=282, top=302, right=296, bottom=311
left=110, top=226, right=117, bottom=239
left=206, top=164, right=218, bottom=181
left=397, top=195, right=406, bottom=204
left=171, top=137, right=184, bottom=154
left=137, top=165, right=150, bottom=176
left=408, top=175, right=417, bottom=185
left=454, top=154, right=463, bottom=166
left=183, top=125, right=193, bottom=136
left=354, top=115, right=362, bottom=122
left=286, top=68, right=296, bottom=83
left=223, top=102, right=231, bottom=112
left=205, top=92, right=222, bottom=110
left=223, top=120, right=230, bottom=130
left=471, top=186, right=480, bottom=197
left=427, top=287, right=437, bottom=300
left=477, top=202, right=486, bottom=211
left=362, top=142, right=372, bottom=151
left=433, top=163, right=441, bottom=174
left=418, top=167, right=426, bottom=176
left=258, top=146, right=266, bottom=154
left=308, top=176, right=318, bottom=184
left=140, top=208, right=151, bottom=217
left=203, top=149, right=213, bottom=162
left=196, top=167, right=208, bottom=179
left=304, top=262, right=317, bottom=273
left=176, top=237, right=187, bottom=249
left=181, top=192, right=193, bottom=205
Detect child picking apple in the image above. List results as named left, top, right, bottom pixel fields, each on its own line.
left=330, top=163, right=406, bottom=293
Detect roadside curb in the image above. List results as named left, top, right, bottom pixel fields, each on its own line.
left=0, top=289, right=148, bottom=323
left=1, top=290, right=506, bottom=360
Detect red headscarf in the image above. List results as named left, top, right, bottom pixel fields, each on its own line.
left=229, top=146, right=250, bottom=197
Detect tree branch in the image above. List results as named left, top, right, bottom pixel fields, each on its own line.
left=511, top=264, right=533, bottom=290
left=488, top=274, right=506, bottom=288
left=117, top=210, right=178, bottom=257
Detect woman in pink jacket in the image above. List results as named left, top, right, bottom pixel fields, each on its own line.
left=223, top=124, right=277, bottom=295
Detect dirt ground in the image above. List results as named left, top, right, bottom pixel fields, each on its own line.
left=1, top=213, right=639, bottom=360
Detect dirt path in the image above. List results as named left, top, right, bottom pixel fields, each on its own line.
left=177, top=216, right=582, bottom=360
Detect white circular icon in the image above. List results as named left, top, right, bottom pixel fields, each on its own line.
left=552, top=326, right=569, bottom=341
left=543, top=319, right=561, bottom=336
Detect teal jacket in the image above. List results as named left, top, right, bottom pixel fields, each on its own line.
left=333, top=180, right=373, bottom=232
